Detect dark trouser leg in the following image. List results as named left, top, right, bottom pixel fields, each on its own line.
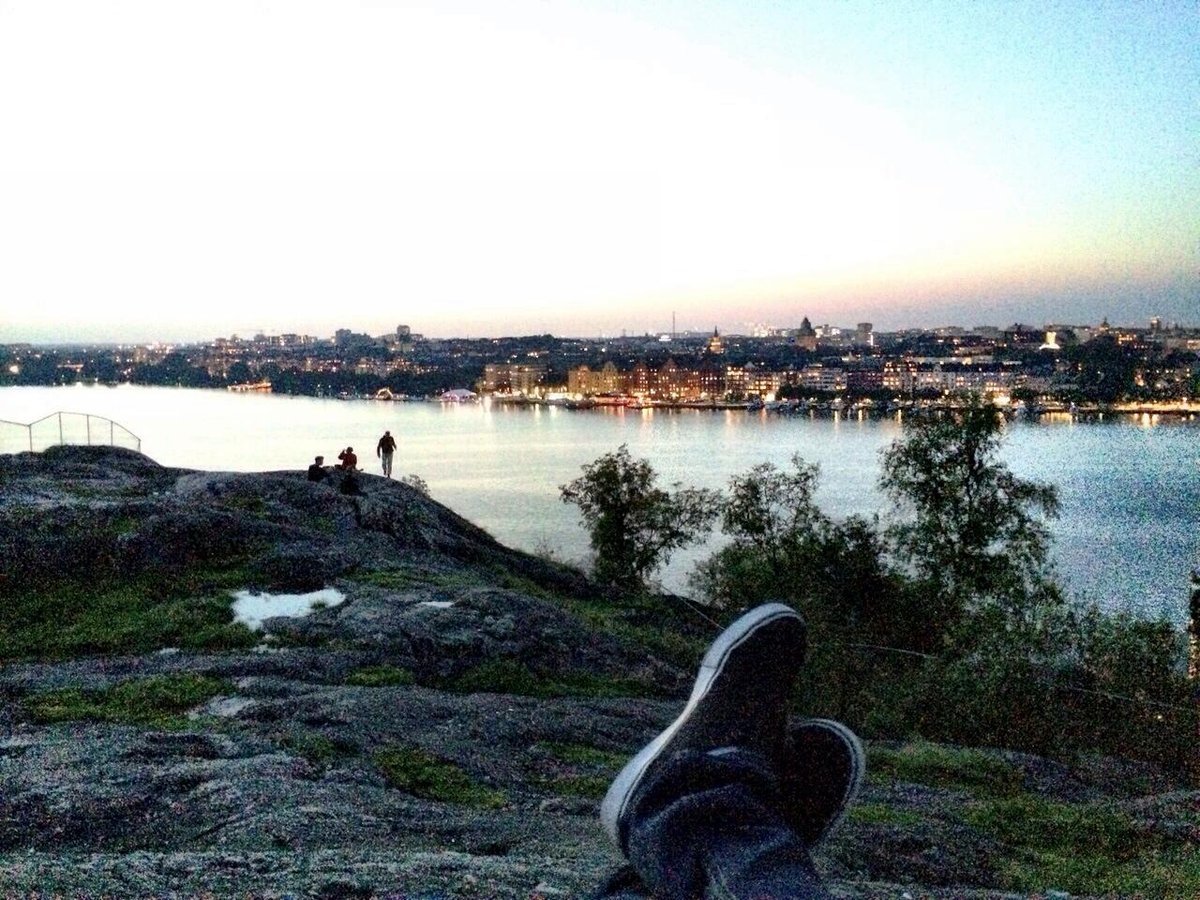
left=607, top=748, right=830, bottom=900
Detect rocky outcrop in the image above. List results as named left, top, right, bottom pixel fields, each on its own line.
left=0, top=447, right=1194, bottom=898
left=0, top=447, right=692, bottom=897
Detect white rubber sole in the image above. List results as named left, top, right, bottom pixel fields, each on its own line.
left=801, top=717, right=866, bottom=845
left=599, top=602, right=801, bottom=845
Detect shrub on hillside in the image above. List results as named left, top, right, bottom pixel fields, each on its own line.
left=677, top=402, right=1196, bottom=777
left=560, top=444, right=720, bottom=591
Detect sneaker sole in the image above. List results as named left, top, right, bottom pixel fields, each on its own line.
left=600, top=602, right=803, bottom=845
left=797, top=718, right=866, bottom=845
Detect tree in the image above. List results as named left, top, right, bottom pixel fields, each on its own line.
left=879, top=398, right=1064, bottom=645
left=1063, top=335, right=1138, bottom=403
left=692, top=456, right=905, bottom=630
left=692, top=457, right=829, bottom=607
left=560, top=445, right=720, bottom=591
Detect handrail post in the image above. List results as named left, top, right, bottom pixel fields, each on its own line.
left=58, top=412, right=63, bottom=446
left=86, top=415, right=92, bottom=445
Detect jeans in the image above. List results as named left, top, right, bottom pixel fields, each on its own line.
left=593, top=748, right=831, bottom=900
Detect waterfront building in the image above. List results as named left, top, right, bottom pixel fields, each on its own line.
left=742, top=362, right=785, bottom=399
left=628, top=361, right=651, bottom=397
left=482, top=363, right=547, bottom=395
left=798, top=364, right=846, bottom=393
left=847, top=369, right=884, bottom=394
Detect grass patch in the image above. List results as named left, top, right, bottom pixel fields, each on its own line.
left=447, top=659, right=542, bottom=695
left=219, top=494, right=268, bottom=514
left=533, top=741, right=625, bottom=800
left=963, top=794, right=1186, bottom=895
left=847, top=803, right=925, bottom=828
left=345, top=665, right=415, bottom=687
left=489, top=569, right=563, bottom=602
left=537, top=741, right=627, bottom=769
left=24, top=673, right=230, bottom=727
left=110, top=514, right=140, bottom=536
left=1001, top=846, right=1200, bottom=897
left=965, top=795, right=1155, bottom=860
left=277, top=730, right=345, bottom=766
left=373, top=745, right=506, bottom=808
left=446, top=658, right=659, bottom=699
left=868, top=741, right=1025, bottom=798
left=608, top=620, right=706, bottom=670
left=547, top=774, right=610, bottom=799
left=547, top=591, right=709, bottom=671
left=0, top=567, right=259, bottom=661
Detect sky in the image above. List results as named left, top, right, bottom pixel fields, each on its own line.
left=0, top=0, right=1196, bottom=343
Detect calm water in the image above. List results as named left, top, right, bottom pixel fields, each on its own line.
left=2, top=384, right=1197, bottom=624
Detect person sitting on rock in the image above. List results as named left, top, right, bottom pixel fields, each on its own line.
left=592, top=603, right=864, bottom=900
left=307, top=456, right=328, bottom=482
left=337, top=447, right=358, bottom=471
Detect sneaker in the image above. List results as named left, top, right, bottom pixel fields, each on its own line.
left=779, top=718, right=866, bottom=847
left=600, top=602, right=806, bottom=848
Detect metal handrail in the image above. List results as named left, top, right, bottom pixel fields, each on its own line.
left=0, top=411, right=142, bottom=453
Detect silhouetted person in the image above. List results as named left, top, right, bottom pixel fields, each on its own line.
left=307, top=456, right=328, bottom=482
left=377, top=430, right=397, bottom=478
left=337, top=447, right=358, bottom=471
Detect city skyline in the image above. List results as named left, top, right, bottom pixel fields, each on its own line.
left=1, top=1, right=1196, bottom=344
left=9, top=310, right=1199, bottom=350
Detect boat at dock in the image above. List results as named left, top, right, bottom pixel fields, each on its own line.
left=227, top=381, right=272, bottom=393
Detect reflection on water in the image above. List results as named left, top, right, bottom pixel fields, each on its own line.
left=2, top=384, right=1198, bottom=624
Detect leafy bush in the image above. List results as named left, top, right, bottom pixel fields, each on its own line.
left=561, top=444, right=720, bottom=590
left=1059, top=608, right=1197, bottom=773
left=399, top=473, right=430, bottom=495
left=683, top=403, right=1195, bottom=775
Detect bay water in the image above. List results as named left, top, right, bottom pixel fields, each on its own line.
left=2, top=384, right=1196, bottom=625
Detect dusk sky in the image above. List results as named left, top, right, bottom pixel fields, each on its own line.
left=1, top=0, right=1196, bottom=344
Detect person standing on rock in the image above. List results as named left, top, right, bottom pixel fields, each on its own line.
left=591, top=603, right=863, bottom=900
left=376, top=430, right=397, bottom=478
